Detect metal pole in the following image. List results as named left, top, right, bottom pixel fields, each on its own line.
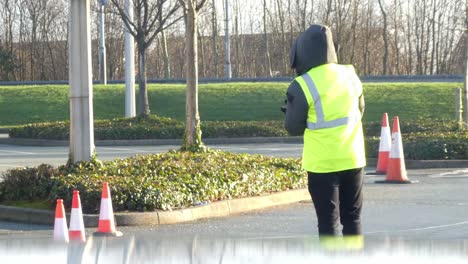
left=224, top=0, right=231, bottom=79
left=456, top=87, right=462, bottom=128
left=125, top=0, right=136, bottom=117
left=463, top=30, right=468, bottom=128
left=98, top=3, right=107, bottom=85
left=69, top=0, right=95, bottom=163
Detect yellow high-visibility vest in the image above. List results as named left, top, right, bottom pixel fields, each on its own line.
left=295, top=63, right=366, bottom=173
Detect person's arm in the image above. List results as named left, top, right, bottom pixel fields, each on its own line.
left=359, top=94, right=365, bottom=116
left=284, top=80, right=308, bottom=136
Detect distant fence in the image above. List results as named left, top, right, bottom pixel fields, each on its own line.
left=0, top=75, right=463, bottom=86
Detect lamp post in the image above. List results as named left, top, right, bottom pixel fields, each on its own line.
left=98, top=0, right=109, bottom=85
left=69, top=0, right=94, bottom=163
left=464, top=30, right=468, bottom=128
left=125, top=0, right=136, bottom=117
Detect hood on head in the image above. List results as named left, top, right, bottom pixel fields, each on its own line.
left=290, top=24, right=337, bottom=76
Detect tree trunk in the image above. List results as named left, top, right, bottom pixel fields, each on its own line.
left=198, top=28, right=206, bottom=78
left=430, top=0, right=436, bottom=74
left=349, top=0, right=358, bottom=65
left=182, top=3, right=203, bottom=151
left=161, top=29, right=171, bottom=79
left=378, top=0, right=389, bottom=75
left=393, top=0, right=401, bottom=74
left=406, top=0, right=413, bottom=74
left=234, top=0, right=242, bottom=77
left=364, top=0, right=372, bottom=74
left=138, top=45, right=150, bottom=115
left=263, top=0, right=272, bottom=77
left=275, top=0, right=287, bottom=74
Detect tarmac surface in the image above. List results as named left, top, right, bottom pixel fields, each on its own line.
left=1, top=168, right=468, bottom=263
left=0, top=143, right=304, bottom=173
left=0, top=142, right=467, bottom=262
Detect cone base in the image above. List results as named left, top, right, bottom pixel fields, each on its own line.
left=375, top=179, right=418, bottom=184
left=93, top=230, right=123, bottom=237
left=366, top=171, right=386, bottom=176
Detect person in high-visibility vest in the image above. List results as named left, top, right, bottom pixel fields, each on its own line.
left=283, top=24, right=366, bottom=237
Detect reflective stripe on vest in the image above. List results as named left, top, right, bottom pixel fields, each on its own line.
left=301, top=72, right=361, bottom=130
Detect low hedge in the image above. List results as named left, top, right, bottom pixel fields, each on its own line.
left=363, top=118, right=461, bottom=137
left=0, top=164, right=55, bottom=202
left=10, top=115, right=461, bottom=140
left=0, top=150, right=306, bottom=213
left=9, top=115, right=288, bottom=140
left=365, top=131, right=468, bottom=160
left=7, top=115, right=468, bottom=159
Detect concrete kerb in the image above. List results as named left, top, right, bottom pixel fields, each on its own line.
left=0, top=189, right=311, bottom=227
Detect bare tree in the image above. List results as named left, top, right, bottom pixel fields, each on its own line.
left=363, top=0, right=373, bottom=74
left=178, top=0, right=207, bottom=151
left=391, top=0, right=401, bottom=74
left=263, top=0, right=272, bottom=77
left=161, top=29, right=171, bottom=79
left=1, top=0, right=467, bottom=82
left=0, top=0, right=17, bottom=80
left=404, top=0, right=413, bottom=74
left=210, top=0, right=219, bottom=77
left=110, top=0, right=182, bottom=115
left=274, top=0, right=287, bottom=74
left=377, top=0, right=389, bottom=75
left=233, top=0, right=243, bottom=77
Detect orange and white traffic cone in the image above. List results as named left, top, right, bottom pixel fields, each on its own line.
left=376, top=116, right=417, bottom=184
left=93, top=182, right=123, bottom=237
left=375, top=112, right=391, bottom=174
left=53, top=199, right=69, bottom=242
left=69, top=190, right=86, bottom=242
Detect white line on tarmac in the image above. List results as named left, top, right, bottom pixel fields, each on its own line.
left=98, top=147, right=146, bottom=152
left=367, top=221, right=468, bottom=234
left=0, top=164, right=24, bottom=167
left=429, top=169, right=468, bottom=178
left=0, top=150, right=35, bottom=155
left=98, top=147, right=172, bottom=153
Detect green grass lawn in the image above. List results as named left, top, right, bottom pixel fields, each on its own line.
left=0, top=82, right=461, bottom=127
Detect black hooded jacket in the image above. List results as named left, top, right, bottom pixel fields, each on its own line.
left=284, top=24, right=365, bottom=136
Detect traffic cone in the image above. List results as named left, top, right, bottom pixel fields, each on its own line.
left=53, top=199, right=69, bottom=242
left=374, top=112, right=391, bottom=174
left=375, top=116, right=417, bottom=184
left=93, top=182, right=123, bottom=237
left=69, top=190, right=86, bottom=242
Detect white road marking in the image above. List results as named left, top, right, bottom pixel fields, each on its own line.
left=429, top=169, right=468, bottom=178
left=99, top=147, right=140, bottom=152
left=367, top=221, right=468, bottom=234
left=0, top=150, right=35, bottom=155
left=0, top=164, right=25, bottom=167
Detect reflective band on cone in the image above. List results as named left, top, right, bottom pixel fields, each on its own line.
left=375, top=116, right=417, bottom=184
left=69, top=190, right=86, bottom=242
left=53, top=199, right=69, bottom=242
left=94, top=182, right=123, bottom=237
left=375, top=113, right=391, bottom=174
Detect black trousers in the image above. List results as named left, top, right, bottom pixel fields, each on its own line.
left=307, top=168, right=364, bottom=236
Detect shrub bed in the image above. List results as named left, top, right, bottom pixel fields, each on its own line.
left=9, top=115, right=287, bottom=140
left=10, top=115, right=461, bottom=140
left=363, top=118, right=460, bottom=137
left=0, top=150, right=306, bottom=213
left=365, top=131, right=468, bottom=159
left=8, top=116, right=468, bottom=160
